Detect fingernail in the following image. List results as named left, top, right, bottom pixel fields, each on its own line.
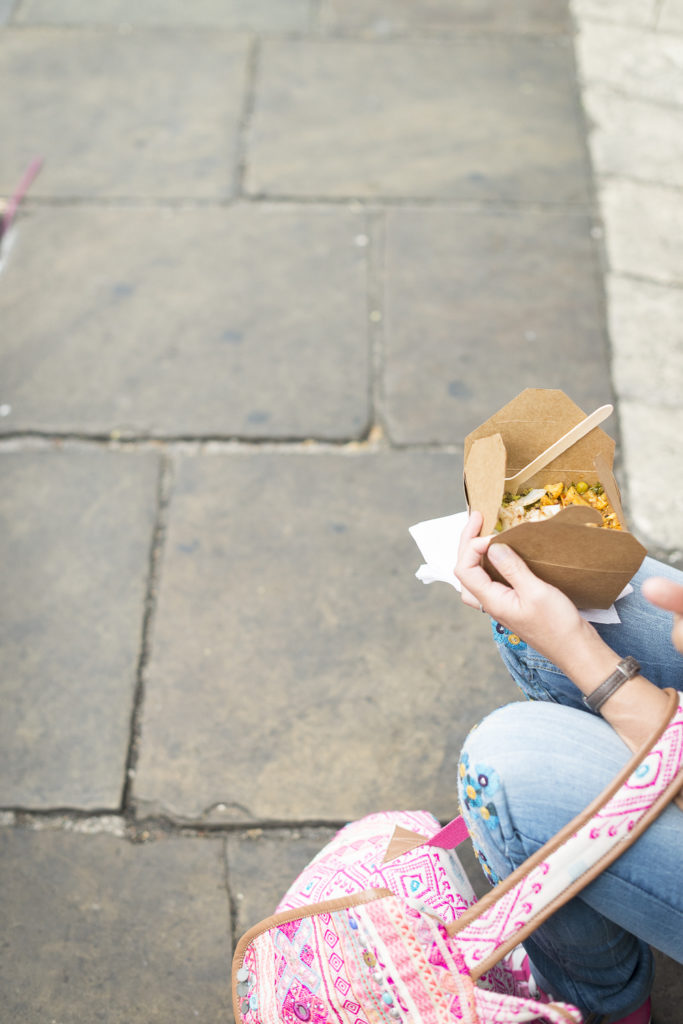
left=488, top=544, right=510, bottom=565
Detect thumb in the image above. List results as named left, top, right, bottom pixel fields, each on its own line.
left=487, top=543, right=535, bottom=587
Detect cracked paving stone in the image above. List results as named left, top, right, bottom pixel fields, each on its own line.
left=0, top=449, right=159, bottom=809
left=133, top=450, right=512, bottom=824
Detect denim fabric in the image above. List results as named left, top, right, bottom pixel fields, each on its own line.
left=459, top=557, right=683, bottom=1021
left=493, top=556, right=683, bottom=711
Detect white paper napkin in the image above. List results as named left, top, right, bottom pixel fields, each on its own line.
left=409, top=511, right=632, bottom=624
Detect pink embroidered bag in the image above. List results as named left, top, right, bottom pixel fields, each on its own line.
left=233, top=689, right=683, bottom=1024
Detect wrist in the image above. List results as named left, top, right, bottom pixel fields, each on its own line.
left=556, top=620, right=671, bottom=750
left=552, top=619, right=621, bottom=694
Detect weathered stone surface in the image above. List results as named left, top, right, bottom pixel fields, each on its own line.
left=0, top=0, right=16, bottom=24
left=582, top=82, right=683, bottom=188
left=0, top=829, right=231, bottom=1022
left=652, top=948, right=683, bottom=1024
left=0, top=205, right=369, bottom=438
left=0, top=449, right=159, bottom=808
left=659, top=0, right=683, bottom=32
left=570, top=0, right=658, bottom=27
left=608, top=275, right=683, bottom=409
left=0, top=28, right=249, bottom=199
left=228, top=830, right=336, bottom=934
left=575, top=21, right=683, bottom=105
left=246, top=38, right=589, bottom=201
left=16, top=0, right=310, bottom=30
left=320, top=0, right=569, bottom=35
left=382, top=208, right=610, bottom=444
left=619, top=400, right=683, bottom=551
left=601, top=179, right=683, bottom=286
left=134, top=451, right=511, bottom=823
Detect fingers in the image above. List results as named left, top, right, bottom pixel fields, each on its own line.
left=487, top=542, right=538, bottom=589
left=641, top=577, right=683, bottom=617
left=455, top=518, right=495, bottom=605
left=641, top=578, right=683, bottom=654
left=463, top=508, right=483, bottom=538
left=460, top=585, right=482, bottom=609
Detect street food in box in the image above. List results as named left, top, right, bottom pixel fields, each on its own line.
left=463, top=389, right=647, bottom=609
left=497, top=481, right=622, bottom=533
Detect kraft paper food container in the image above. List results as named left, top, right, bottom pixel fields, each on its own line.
left=463, top=388, right=647, bottom=609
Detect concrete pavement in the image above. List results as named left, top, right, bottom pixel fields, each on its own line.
left=0, top=1, right=681, bottom=1020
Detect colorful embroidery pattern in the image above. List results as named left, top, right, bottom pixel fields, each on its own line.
left=455, top=695, right=683, bottom=977
left=234, top=696, right=683, bottom=1024
left=236, top=893, right=582, bottom=1024
left=458, top=753, right=501, bottom=833
left=277, top=810, right=476, bottom=925
left=491, top=621, right=527, bottom=652
left=457, top=753, right=503, bottom=886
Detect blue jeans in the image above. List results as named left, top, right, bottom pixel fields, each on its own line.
left=458, top=558, right=683, bottom=1021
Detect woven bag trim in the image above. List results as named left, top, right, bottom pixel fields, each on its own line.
left=232, top=887, right=392, bottom=1022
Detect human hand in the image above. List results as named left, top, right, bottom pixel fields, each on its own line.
left=454, top=510, right=591, bottom=672
left=641, top=576, right=683, bottom=655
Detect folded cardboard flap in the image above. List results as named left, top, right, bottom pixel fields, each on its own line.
left=486, top=507, right=647, bottom=608
left=464, top=388, right=616, bottom=489
left=464, top=433, right=506, bottom=535
left=464, top=389, right=647, bottom=609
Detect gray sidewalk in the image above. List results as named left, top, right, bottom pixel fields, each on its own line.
left=0, top=2, right=681, bottom=1022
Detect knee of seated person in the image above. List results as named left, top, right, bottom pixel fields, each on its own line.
left=460, top=703, right=519, bottom=766
left=458, top=701, right=561, bottom=826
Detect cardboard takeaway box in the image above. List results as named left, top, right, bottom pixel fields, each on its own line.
left=464, top=389, right=647, bottom=609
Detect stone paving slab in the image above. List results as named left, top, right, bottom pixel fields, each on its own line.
left=660, top=0, right=683, bottom=32
left=245, top=38, right=589, bottom=200
left=0, top=449, right=159, bottom=809
left=0, top=28, right=249, bottom=199
left=608, top=276, right=683, bottom=410
left=619, top=402, right=683, bottom=552
left=320, top=0, right=570, bottom=35
left=133, top=451, right=510, bottom=824
left=601, top=180, right=683, bottom=287
left=651, top=950, right=683, bottom=1024
left=14, top=0, right=311, bottom=30
left=0, top=0, right=15, bottom=24
left=575, top=21, right=683, bottom=106
left=582, top=83, right=683, bottom=189
left=228, top=829, right=336, bottom=935
left=570, top=0, right=659, bottom=27
left=0, top=205, right=369, bottom=438
left=573, top=6, right=683, bottom=555
left=0, top=828, right=231, bottom=1022
left=382, top=207, right=610, bottom=445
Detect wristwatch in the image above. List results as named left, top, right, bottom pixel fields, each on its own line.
left=583, top=656, right=642, bottom=713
